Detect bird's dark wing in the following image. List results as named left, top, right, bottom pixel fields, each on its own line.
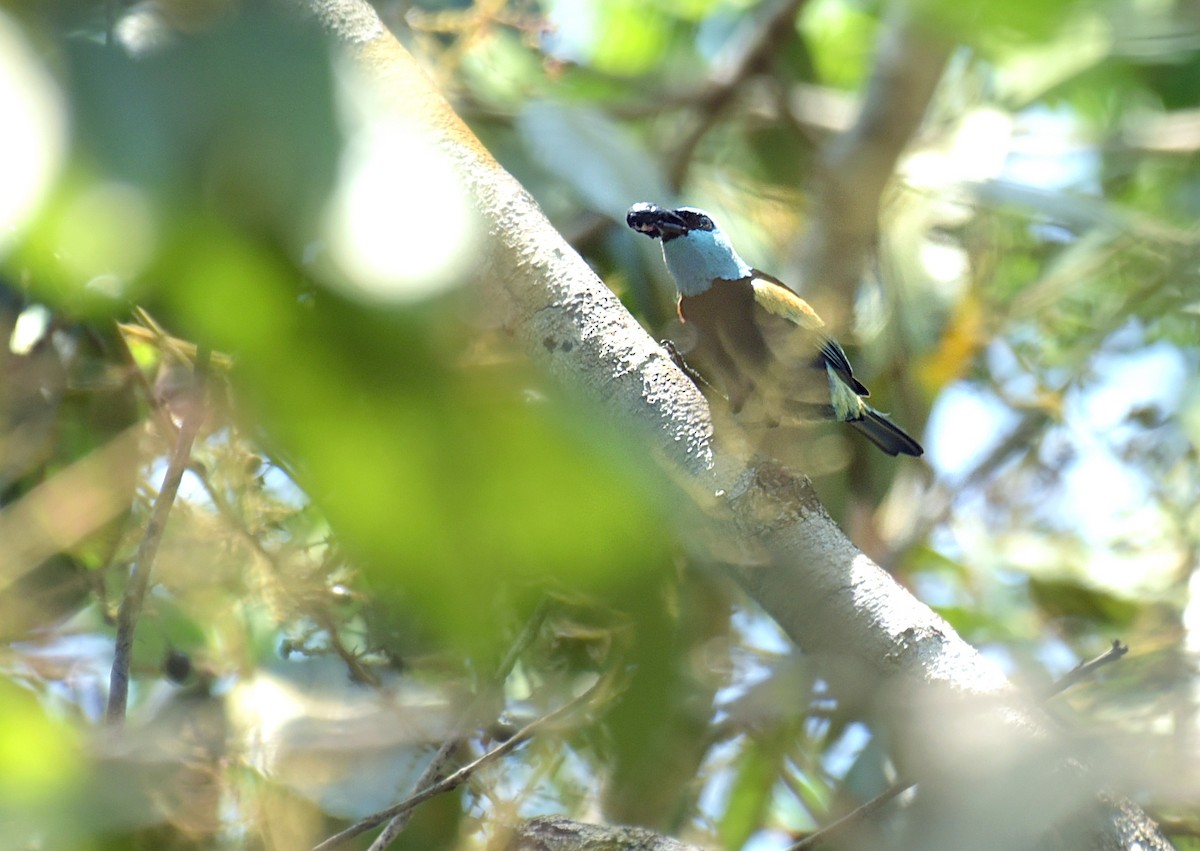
left=818, top=339, right=869, bottom=397
left=676, top=276, right=766, bottom=414
left=748, top=270, right=869, bottom=397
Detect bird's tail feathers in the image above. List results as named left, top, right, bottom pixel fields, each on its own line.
left=756, top=400, right=924, bottom=458
left=849, top=409, right=924, bottom=457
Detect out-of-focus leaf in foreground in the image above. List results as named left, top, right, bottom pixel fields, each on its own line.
left=0, top=676, right=82, bottom=839
left=9, top=4, right=674, bottom=664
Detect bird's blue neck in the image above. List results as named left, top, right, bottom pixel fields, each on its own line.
left=661, top=229, right=752, bottom=296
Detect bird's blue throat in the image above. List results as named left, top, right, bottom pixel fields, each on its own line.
left=661, top=229, right=752, bottom=296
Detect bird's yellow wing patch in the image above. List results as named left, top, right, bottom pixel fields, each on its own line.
left=750, top=276, right=825, bottom=330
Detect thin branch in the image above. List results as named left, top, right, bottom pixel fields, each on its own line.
left=1043, top=640, right=1129, bottom=700
left=313, top=604, right=558, bottom=851
left=113, top=318, right=184, bottom=443
left=363, top=602, right=550, bottom=850
left=106, top=345, right=211, bottom=726
left=494, top=602, right=550, bottom=683
left=786, top=780, right=913, bottom=851
left=667, top=0, right=808, bottom=191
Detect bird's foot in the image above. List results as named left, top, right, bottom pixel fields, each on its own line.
left=661, top=339, right=708, bottom=390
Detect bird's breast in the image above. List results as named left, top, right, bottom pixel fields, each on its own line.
left=679, top=279, right=759, bottom=341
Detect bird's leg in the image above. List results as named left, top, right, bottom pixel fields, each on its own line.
left=661, top=339, right=712, bottom=392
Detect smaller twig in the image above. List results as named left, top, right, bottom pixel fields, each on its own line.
left=106, top=345, right=211, bottom=726
left=119, top=309, right=236, bottom=370
left=785, top=780, right=913, bottom=851
left=112, top=317, right=183, bottom=446
left=315, top=606, right=381, bottom=686
left=312, top=670, right=606, bottom=851
left=313, top=604, right=550, bottom=850
left=361, top=602, right=550, bottom=847
left=667, top=0, right=807, bottom=190
left=494, top=602, right=551, bottom=684
left=1042, top=640, right=1129, bottom=700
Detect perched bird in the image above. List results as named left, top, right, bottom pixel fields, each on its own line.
left=627, top=202, right=922, bottom=457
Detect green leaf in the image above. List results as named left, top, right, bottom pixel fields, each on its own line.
left=719, top=732, right=788, bottom=850
left=0, top=678, right=80, bottom=805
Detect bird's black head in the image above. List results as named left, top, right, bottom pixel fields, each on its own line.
left=626, top=203, right=716, bottom=242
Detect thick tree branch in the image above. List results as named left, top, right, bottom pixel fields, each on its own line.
left=294, top=2, right=1169, bottom=848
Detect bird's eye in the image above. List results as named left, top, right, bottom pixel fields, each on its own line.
left=678, top=211, right=714, bottom=231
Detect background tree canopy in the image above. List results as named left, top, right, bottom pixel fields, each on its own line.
left=0, top=0, right=1197, bottom=849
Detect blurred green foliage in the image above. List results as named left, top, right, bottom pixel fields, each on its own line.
left=0, top=0, right=1199, bottom=848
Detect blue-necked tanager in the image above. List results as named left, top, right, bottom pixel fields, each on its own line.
left=627, top=202, right=922, bottom=458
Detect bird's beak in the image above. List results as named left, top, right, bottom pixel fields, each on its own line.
left=626, top=203, right=688, bottom=240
